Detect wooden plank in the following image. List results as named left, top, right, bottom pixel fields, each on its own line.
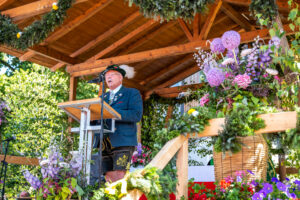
left=70, top=11, right=141, bottom=57
left=187, top=111, right=297, bottom=138
left=66, top=25, right=293, bottom=74
left=19, top=50, right=35, bottom=61
left=0, top=0, right=15, bottom=10
left=193, top=13, right=200, bottom=40
left=178, top=19, right=193, bottom=41
left=30, top=46, right=80, bottom=65
left=199, top=0, right=222, bottom=40
left=176, top=139, right=188, bottom=199
left=87, top=20, right=158, bottom=61
left=43, top=0, right=114, bottom=44
left=118, top=21, right=177, bottom=55
left=148, top=135, right=187, bottom=170
left=0, top=155, right=39, bottom=166
left=140, top=55, right=192, bottom=85
left=1, top=0, right=88, bottom=21
left=221, top=2, right=255, bottom=31
left=51, top=62, right=66, bottom=72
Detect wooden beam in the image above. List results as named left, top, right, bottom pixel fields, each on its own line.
left=0, top=0, right=14, bottom=9
left=67, top=25, right=293, bottom=74
left=221, top=2, right=254, bottom=31
left=19, top=50, right=36, bottom=61
left=178, top=19, right=193, bottom=41
left=87, top=20, right=158, bottom=61
left=193, top=13, right=200, bottom=40
left=199, top=0, right=222, bottom=40
left=30, top=46, right=80, bottom=65
left=118, top=21, right=177, bottom=55
left=0, top=155, right=39, bottom=166
left=71, top=66, right=107, bottom=77
left=51, top=63, right=66, bottom=72
left=148, top=135, right=188, bottom=170
left=70, top=11, right=141, bottom=58
left=140, top=55, right=192, bottom=85
left=43, top=0, right=114, bottom=45
left=2, top=0, right=88, bottom=22
left=176, top=139, right=188, bottom=199
left=152, top=83, right=204, bottom=98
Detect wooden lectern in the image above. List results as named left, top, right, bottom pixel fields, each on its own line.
left=58, top=98, right=121, bottom=184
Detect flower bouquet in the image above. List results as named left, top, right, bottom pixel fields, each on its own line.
left=131, top=143, right=152, bottom=168
left=23, top=146, right=84, bottom=200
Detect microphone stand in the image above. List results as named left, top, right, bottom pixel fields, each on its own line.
left=0, top=139, right=11, bottom=200
left=97, top=73, right=106, bottom=188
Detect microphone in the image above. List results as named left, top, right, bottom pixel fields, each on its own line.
left=2, top=136, right=16, bottom=142
left=88, top=69, right=108, bottom=83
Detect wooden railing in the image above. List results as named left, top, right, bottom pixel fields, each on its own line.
left=123, top=111, right=298, bottom=200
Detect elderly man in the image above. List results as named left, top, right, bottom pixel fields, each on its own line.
left=93, top=64, right=143, bottom=183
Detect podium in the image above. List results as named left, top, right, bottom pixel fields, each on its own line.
left=58, top=98, right=121, bottom=184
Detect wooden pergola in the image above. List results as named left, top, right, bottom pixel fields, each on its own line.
left=0, top=0, right=295, bottom=100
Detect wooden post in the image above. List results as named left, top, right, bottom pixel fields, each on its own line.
left=68, top=76, right=78, bottom=141
left=98, top=82, right=104, bottom=96
left=176, top=139, right=188, bottom=200
left=165, top=105, right=174, bottom=127
left=279, top=154, right=287, bottom=181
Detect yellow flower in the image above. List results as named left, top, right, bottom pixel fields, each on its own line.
left=104, top=188, right=116, bottom=195
left=188, top=108, right=196, bottom=115
left=52, top=2, right=59, bottom=10
left=16, top=32, right=22, bottom=38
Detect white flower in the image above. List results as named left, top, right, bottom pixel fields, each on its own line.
left=221, top=58, right=235, bottom=65
left=241, top=49, right=253, bottom=57
left=192, top=111, right=199, bottom=117
left=40, top=159, right=49, bottom=166
left=59, top=162, right=70, bottom=168
left=266, top=68, right=278, bottom=75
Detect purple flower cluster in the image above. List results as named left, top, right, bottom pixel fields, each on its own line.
left=0, top=101, right=10, bottom=126
left=210, top=38, right=225, bottom=54
left=221, top=30, right=241, bottom=50
left=23, top=170, right=42, bottom=189
left=205, top=68, right=225, bottom=87
left=69, top=151, right=83, bottom=176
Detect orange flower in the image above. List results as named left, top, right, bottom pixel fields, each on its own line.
left=220, top=180, right=230, bottom=189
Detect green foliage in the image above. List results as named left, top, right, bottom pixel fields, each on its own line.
left=213, top=104, right=266, bottom=155
left=0, top=52, right=33, bottom=76
left=250, top=0, right=278, bottom=26
left=127, top=0, right=215, bottom=21
left=0, top=0, right=74, bottom=50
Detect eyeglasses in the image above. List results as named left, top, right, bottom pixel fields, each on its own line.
left=105, top=73, right=120, bottom=78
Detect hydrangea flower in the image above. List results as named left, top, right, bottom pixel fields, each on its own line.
left=205, top=68, right=225, bottom=87
left=210, top=38, right=225, bottom=53
left=233, top=74, right=252, bottom=89
left=221, top=30, right=241, bottom=50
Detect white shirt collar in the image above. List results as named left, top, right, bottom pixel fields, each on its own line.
left=110, top=84, right=122, bottom=94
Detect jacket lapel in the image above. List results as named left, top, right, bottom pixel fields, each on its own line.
left=110, top=86, right=124, bottom=106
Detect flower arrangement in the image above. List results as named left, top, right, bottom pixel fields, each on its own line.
left=131, top=143, right=152, bottom=167
left=189, top=170, right=300, bottom=200
left=23, top=146, right=84, bottom=199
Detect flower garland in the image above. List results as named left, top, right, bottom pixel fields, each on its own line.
left=127, top=0, right=215, bottom=21
left=0, top=0, right=74, bottom=50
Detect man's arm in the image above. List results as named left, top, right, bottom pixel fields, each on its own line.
left=114, top=89, right=143, bottom=122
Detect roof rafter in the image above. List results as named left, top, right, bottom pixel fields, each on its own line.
left=86, top=19, right=158, bottom=61
left=199, top=0, right=222, bottom=40
left=51, top=63, right=66, bottom=72
left=141, top=55, right=192, bottom=85
left=118, top=21, right=177, bottom=55
left=2, top=0, right=88, bottom=22
left=178, top=19, right=193, bottom=41
left=67, top=25, right=293, bottom=75
left=70, top=11, right=141, bottom=58
left=193, top=13, right=200, bottom=40
left=43, top=0, right=114, bottom=45
left=19, top=50, right=36, bottom=61
left=0, top=0, right=14, bottom=9
left=221, top=2, right=255, bottom=31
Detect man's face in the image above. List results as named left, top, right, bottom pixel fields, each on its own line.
left=105, top=70, right=123, bottom=90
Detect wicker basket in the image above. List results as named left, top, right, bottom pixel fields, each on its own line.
left=213, top=134, right=268, bottom=182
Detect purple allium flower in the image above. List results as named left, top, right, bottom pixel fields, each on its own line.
left=262, top=183, right=273, bottom=194
left=247, top=169, right=254, bottom=175
left=137, top=143, right=142, bottom=156
left=205, top=68, right=225, bottom=87
left=200, top=94, right=209, bottom=107
left=210, top=38, right=225, bottom=53
left=276, top=182, right=287, bottom=192
left=23, top=170, right=42, bottom=189
left=232, top=74, right=252, bottom=89
left=252, top=192, right=263, bottom=200
left=271, top=177, right=279, bottom=183
left=221, top=30, right=241, bottom=50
